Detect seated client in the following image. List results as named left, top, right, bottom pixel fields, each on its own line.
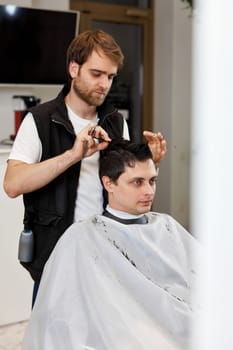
left=22, top=139, right=200, bottom=350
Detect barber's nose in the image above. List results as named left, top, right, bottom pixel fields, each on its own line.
left=99, top=75, right=110, bottom=89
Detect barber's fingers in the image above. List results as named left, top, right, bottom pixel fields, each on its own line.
left=77, top=123, right=98, bottom=143
left=143, top=130, right=167, bottom=148
left=155, top=131, right=165, bottom=141
left=143, top=130, right=164, bottom=142
left=88, top=124, right=111, bottom=142
left=74, top=123, right=110, bottom=158
left=143, top=130, right=167, bottom=164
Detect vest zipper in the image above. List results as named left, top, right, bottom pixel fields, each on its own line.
left=51, top=118, right=75, bottom=136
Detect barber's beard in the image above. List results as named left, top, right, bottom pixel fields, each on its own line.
left=73, top=78, right=107, bottom=107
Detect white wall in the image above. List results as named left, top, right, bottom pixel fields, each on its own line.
left=32, top=0, right=68, bottom=10
left=154, top=0, right=192, bottom=230
left=0, top=151, right=32, bottom=325
left=0, top=0, right=30, bottom=5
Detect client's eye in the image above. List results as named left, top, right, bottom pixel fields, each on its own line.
left=150, top=177, right=157, bottom=185
left=134, top=179, right=142, bottom=186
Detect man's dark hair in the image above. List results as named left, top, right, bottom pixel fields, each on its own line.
left=99, top=138, right=153, bottom=183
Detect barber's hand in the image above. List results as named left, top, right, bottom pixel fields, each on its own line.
left=73, top=123, right=111, bottom=159
left=143, top=131, right=167, bottom=167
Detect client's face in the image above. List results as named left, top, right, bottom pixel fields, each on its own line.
left=108, top=159, right=157, bottom=215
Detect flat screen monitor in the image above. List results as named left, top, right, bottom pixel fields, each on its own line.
left=0, top=5, right=79, bottom=85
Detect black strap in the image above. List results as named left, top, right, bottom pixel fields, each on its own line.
left=102, top=210, right=148, bottom=225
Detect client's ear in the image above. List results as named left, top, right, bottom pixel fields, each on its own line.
left=102, top=176, right=114, bottom=193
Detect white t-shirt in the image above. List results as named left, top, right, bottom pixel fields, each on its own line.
left=9, top=108, right=129, bottom=222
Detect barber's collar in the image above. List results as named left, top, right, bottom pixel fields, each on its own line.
left=103, top=207, right=148, bottom=225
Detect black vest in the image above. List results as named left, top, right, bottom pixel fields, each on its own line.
left=22, top=85, right=124, bottom=281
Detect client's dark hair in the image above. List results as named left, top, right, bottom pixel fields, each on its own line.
left=99, top=138, right=153, bottom=183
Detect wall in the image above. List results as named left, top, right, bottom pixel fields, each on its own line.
left=171, top=0, right=192, bottom=229
left=0, top=150, right=32, bottom=325
left=154, top=0, right=192, bottom=230
left=153, top=0, right=173, bottom=218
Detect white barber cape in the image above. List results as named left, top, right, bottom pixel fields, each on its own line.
left=22, top=213, right=200, bottom=350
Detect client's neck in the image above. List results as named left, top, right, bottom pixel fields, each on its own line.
left=107, top=206, right=145, bottom=219
left=103, top=206, right=148, bottom=225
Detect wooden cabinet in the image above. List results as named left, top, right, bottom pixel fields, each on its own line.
left=0, top=148, right=32, bottom=325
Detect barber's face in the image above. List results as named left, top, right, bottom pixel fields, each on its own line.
left=104, top=159, right=157, bottom=215
left=69, top=49, right=117, bottom=106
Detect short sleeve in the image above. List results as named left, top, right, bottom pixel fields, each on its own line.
left=123, top=118, right=130, bottom=140
left=8, top=113, right=42, bottom=163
